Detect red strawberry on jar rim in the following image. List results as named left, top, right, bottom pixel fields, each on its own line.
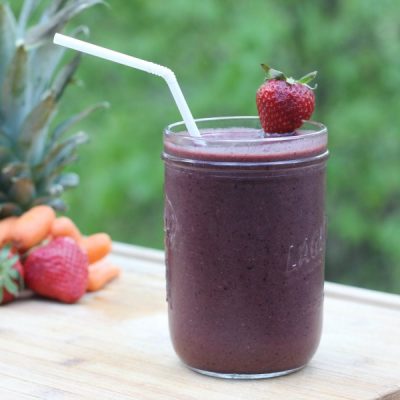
left=0, top=247, right=24, bottom=305
left=24, top=237, right=88, bottom=304
left=256, top=64, right=317, bottom=134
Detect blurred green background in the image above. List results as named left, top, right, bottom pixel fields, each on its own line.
left=12, top=0, right=400, bottom=293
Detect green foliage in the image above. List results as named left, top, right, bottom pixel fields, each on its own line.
left=10, top=0, right=400, bottom=293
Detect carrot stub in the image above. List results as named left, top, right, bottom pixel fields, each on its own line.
left=80, top=233, right=112, bottom=264
left=51, top=216, right=82, bottom=243
left=12, top=205, right=56, bottom=250
left=0, top=216, right=18, bottom=246
left=87, top=261, right=121, bottom=292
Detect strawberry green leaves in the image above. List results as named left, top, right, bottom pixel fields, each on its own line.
left=261, top=64, right=318, bottom=89
left=298, top=71, right=318, bottom=86
left=261, top=64, right=286, bottom=81
left=0, top=247, right=23, bottom=304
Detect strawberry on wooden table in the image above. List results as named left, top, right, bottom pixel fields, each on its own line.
left=256, top=64, right=317, bottom=134
left=0, top=247, right=24, bottom=305
left=24, top=237, right=88, bottom=304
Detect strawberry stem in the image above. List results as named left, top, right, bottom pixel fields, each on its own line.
left=261, top=64, right=318, bottom=89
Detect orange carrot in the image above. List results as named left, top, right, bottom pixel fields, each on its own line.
left=0, top=217, right=18, bottom=246
left=12, top=205, right=56, bottom=250
left=87, top=261, right=121, bottom=292
left=51, top=216, right=82, bottom=243
left=80, top=233, right=112, bottom=263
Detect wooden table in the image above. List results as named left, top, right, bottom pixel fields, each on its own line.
left=1, top=243, right=399, bottom=400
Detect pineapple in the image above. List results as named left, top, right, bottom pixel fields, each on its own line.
left=0, top=0, right=106, bottom=218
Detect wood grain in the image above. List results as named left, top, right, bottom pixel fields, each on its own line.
left=0, top=242, right=399, bottom=400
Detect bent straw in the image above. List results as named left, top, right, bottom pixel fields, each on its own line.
left=53, top=33, right=201, bottom=137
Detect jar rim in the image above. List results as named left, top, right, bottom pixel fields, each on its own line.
left=163, top=116, right=328, bottom=166
left=164, top=116, right=327, bottom=145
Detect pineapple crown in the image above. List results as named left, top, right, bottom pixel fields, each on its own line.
left=0, top=0, right=108, bottom=217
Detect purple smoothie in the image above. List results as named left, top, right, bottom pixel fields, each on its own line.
left=163, top=118, right=328, bottom=377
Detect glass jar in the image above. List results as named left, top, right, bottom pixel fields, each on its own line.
left=163, top=117, right=328, bottom=379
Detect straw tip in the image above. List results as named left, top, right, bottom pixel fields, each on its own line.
left=53, top=33, right=63, bottom=45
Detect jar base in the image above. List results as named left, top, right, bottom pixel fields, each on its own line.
left=188, top=365, right=305, bottom=380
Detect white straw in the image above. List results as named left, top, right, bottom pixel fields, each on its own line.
left=53, top=33, right=201, bottom=137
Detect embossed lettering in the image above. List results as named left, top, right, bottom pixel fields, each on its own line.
left=298, top=238, right=310, bottom=267
left=287, top=245, right=297, bottom=272
left=286, top=225, right=325, bottom=273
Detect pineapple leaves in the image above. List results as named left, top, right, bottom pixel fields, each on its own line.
left=70, top=25, right=90, bottom=38
left=17, top=0, right=40, bottom=39
left=52, top=53, right=81, bottom=101
left=19, top=93, right=55, bottom=142
left=6, top=46, right=28, bottom=98
left=25, top=0, right=105, bottom=47
left=47, top=131, right=89, bottom=169
left=56, top=172, right=79, bottom=189
left=46, top=198, right=67, bottom=211
left=29, top=43, right=66, bottom=106
left=33, top=173, right=80, bottom=205
left=0, top=4, right=17, bottom=89
left=0, top=147, right=13, bottom=164
left=51, top=101, right=109, bottom=143
left=1, top=44, right=28, bottom=135
left=29, top=24, right=91, bottom=107
left=35, top=131, right=88, bottom=182
left=40, top=0, right=70, bottom=22
left=0, top=128, right=14, bottom=163
left=0, top=1, right=108, bottom=216
left=18, top=93, right=56, bottom=162
left=2, top=162, right=30, bottom=181
left=31, top=195, right=68, bottom=210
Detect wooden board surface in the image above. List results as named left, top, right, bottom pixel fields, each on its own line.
left=0, top=242, right=399, bottom=400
